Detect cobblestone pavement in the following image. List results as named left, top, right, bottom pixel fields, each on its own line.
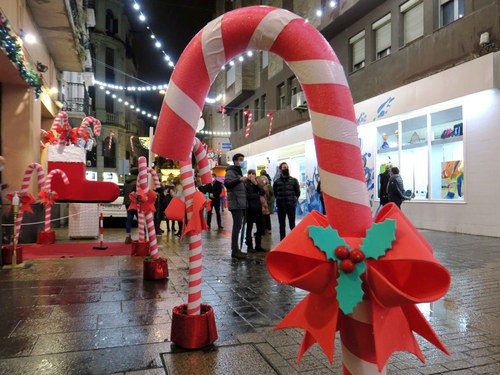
left=0, top=211, right=499, bottom=374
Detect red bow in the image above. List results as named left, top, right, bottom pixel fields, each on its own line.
left=129, top=188, right=156, bottom=214
left=266, top=203, right=450, bottom=370
left=39, top=189, right=58, bottom=206
left=41, top=130, right=57, bottom=145
left=164, top=191, right=210, bottom=238
left=59, top=127, right=79, bottom=145
left=7, top=192, right=36, bottom=213
left=78, top=129, right=91, bottom=141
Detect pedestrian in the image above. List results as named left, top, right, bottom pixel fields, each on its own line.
left=154, top=182, right=165, bottom=235
left=259, top=175, right=274, bottom=233
left=162, top=184, right=175, bottom=232
left=203, top=173, right=224, bottom=230
left=273, top=162, right=300, bottom=241
left=244, top=169, right=267, bottom=253
left=220, top=185, right=227, bottom=212
left=317, top=179, right=325, bottom=215
left=224, top=153, right=248, bottom=259
left=378, top=163, right=392, bottom=206
left=387, top=167, right=410, bottom=208
left=123, top=167, right=138, bottom=244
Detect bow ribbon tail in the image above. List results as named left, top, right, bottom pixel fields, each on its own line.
left=184, top=191, right=209, bottom=236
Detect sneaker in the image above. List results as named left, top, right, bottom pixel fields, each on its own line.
left=125, top=236, right=132, bottom=244
left=231, top=250, right=247, bottom=259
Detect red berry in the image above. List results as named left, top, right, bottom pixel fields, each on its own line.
left=334, top=246, right=350, bottom=260
left=340, top=259, right=355, bottom=273
left=350, top=249, right=365, bottom=263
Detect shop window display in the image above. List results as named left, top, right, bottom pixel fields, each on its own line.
left=376, top=123, right=399, bottom=198
left=430, top=106, right=464, bottom=200
left=401, top=115, right=428, bottom=200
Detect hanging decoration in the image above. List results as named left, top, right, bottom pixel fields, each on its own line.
left=0, top=12, right=43, bottom=98
left=130, top=136, right=135, bottom=153
left=266, top=112, right=274, bottom=137
left=220, top=105, right=226, bottom=130
left=108, top=130, right=115, bottom=150
left=243, top=110, right=252, bottom=139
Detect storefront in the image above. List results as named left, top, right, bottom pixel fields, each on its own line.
left=230, top=52, right=500, bottom=237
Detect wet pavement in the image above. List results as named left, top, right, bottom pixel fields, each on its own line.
left=0, top=211, right=499, bottom=374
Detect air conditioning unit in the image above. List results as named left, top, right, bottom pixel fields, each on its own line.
left=291, top=91, right=307, bottom=110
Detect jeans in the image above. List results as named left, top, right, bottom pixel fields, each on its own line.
left=207, top=201, right=222, bottom=228
left=230, top=209, right=245, bottom=252
left=125, top=208, right=138, bottom=235
left=277, top=205, right=296, bottom=241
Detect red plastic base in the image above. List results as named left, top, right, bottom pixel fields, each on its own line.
left=1, top=246, right=24, bottom=265
left=131, top=240, right=150, bottom=256
left=143, top=258, right=169, bottom=280
left=170, top=304, right=218, bottom=349
left=37, top=230, right=56, bottom=244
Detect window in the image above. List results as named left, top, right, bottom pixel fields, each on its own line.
left=103, top=137, right=116, bottom=168
left=288, top=76, right=300, bottom=99
left=238, top=110, right=243, bottom=130
left=254, top=98, right=260, bottom=121
left=401, top=0, right=424, bottom=45
left=440, top=0, right=464, bottom=27
left=261, top=51, right=268, bottom=69
left=233, top=113, right=238, bottom=132
left=277, top=83, right=286, bottom=110
left=226, top=65, right=235, bottom=88
left=373, top=14, right=391, bottom=60
left=349, top=31, right=365, bottom=72
left=430, top=107, right=463, bottom=200
left=105, top=10, right=118, bottom=34
left=401, top=115, right=428, bottom=200
left=261, top=94, right=266, bottom=119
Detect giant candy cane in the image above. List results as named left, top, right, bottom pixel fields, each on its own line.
left=80, top=116, right=102, bottom=137
left=136, top=167, right=161, bottom=243
left=137, top=157, right=159, bottom=258
left=151, top=6, right=434, bottom=374
left=243, top=110, right=252, bottom=139
left=42, top=169, right=69, bottom=232
left=15, top=163, right=46, bottom=243
left=179, top=138, right=211, bottom=315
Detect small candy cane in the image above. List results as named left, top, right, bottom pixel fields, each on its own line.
left=147, top=167, right=161, bottom=188
left=267, top=112, right=273, bottom=137
left=138, top=157, right=159, bottom=258
left=43, top=169, right=69, bottom=232
left=243, top=110, right=252, bottom=139
left=220, top=105, right=226, bottom=130
left=51, top=112, right=69, bottom=134
left=80, top=116, right=102, bottom=137
left=108, top=130, right=115, bottom=150
left=130, top=136, right=135, bottom=153
left=15, top=163, right=45, bottom=243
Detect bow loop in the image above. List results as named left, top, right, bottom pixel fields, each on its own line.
left=129, top=188, right=156, bottom=214
left=7, top=192, right=36, bottom=213
left=39, top=189, right=58, bottom=206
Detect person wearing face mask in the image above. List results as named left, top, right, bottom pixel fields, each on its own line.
left=224, top=153, right=248, bottom=259
left=202, top=172, right=224, bottom=231
left=273, top=162, right=300, bottom=241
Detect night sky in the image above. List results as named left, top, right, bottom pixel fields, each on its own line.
left=126, top=1, right=216, bottom=116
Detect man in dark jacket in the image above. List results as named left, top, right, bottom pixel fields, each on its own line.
left=378, top=164, right=392, bottom=206
left=244, top=169, right=267, bottom=253
left=224, top=153, right=247, bottom=259
left=387, top=166, right=410, bottom=208
left=273, top=162, right=300, bottom=241
left=202, top=173, right=224, bottom=230
left=123, top=167, right=138, bottom=244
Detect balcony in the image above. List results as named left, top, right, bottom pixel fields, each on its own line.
left=106, top=113, right=123, bottom=126
left=63, top=82, right=89, bottom=116
left=26, top=0, right=87, bottom=71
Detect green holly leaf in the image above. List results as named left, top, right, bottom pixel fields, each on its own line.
left=308, top=225, right=348, bottom=261
left=360, top=219, right=397, bottom=260
left=337, top=262, right=366, bottom=314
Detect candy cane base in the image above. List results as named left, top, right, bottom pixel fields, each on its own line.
left=170, top=304, right=217, bottom=349
left=131, top=240, right=150, bottom=256
left=1, top=245, right=24, bottom=267
left=143, top=258, right=169, bottom=280
left=36, top=230, right=56, bottom=245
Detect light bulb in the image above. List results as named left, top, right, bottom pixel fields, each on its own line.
left=133, top=3, right=140, bottom=10
left=238, top=56, right=244, bottom=62
left=139, top=14, right=146, bottom=22
left=247, top=51, right=253, bottom=57
left=155, top=41, right=161, bottom=48
left=316, top=9, right=323, bottom=17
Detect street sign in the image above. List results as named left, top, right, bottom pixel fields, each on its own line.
left=221, top=142, right=232, bottom=149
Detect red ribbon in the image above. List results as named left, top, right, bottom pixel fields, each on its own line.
left=164, top=191, right=210, bottom=238
left=41, top=131, right=57, bottom=145
left=7, top=192, right=36, bottom=213
left=266, top=203, right=450, bottom=369
left=129, top=188, right=156, bottom=214
left=38, top=189, right=58, bottom=206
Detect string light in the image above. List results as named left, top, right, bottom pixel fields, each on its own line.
left=100, top=88, right=158, bottom=121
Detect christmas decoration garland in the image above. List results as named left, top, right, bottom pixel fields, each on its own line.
left=0, top=12, right=42, bottom=98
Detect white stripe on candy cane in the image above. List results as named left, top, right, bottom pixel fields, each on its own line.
left=310, top=111, right=360, bottom=147
left=318, top=167, right=370, bottom=207
left=247, top=9, right=301, bottom=51
left=201, top=15, right=225, bottom=83
left=341, top=345, right=386, bottom=375
left=164, top=81, right=201, bottom=133
left=287, top=60, right=349, bottom=86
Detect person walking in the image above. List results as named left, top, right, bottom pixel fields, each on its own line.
left=220, top=185, right=227, bottom=212
left=259, top=175, right=273, bottom=233
left=387, top=167, right=410, bottom=208
left=273, top=162, right=300, bottom=241
left=244, top=169, right=267, bottom=253
left=378, top=164, right=392, bottom=206
left=203, top=173, right=224, bottom=230
left=224, top=153, right=248, bottom=259
left=123, top=167, right=138, bottom=244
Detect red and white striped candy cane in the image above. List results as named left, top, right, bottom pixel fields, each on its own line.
left=152, top=6, right=373, bottom=372
left=267, top=112, right=274, bottom=136
left=80, top=116, right=102, bottom=137
left=130, top=136, right=135, bottom=153
left=220, top=105, right=226, bottom=130
left=51, top=111, right=69, bottom=134
left=137, top=157, right=159, bottom=259
left=136, top=177, right=146, bottom=243
left=43, top=169, right=69, bottom=232
left=108, top=130, right=115, bottom=150
left=243, top=110, right=252, bottom=139
left=179, top=137, right=212, bottom=315
left=147, top=167, right=161, bottom=188
left=15, top=163, right=46, bottom=244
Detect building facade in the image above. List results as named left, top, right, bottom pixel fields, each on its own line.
left=205, top=0, right=499, bottom=236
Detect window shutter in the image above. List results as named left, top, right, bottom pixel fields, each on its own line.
left=403, top=2, right=423, bottom=44
left=226, top=66, right=235, bottom=88
left=375, top=22, right=391, bottom=53
left=352, top=39, right=365, bottom=65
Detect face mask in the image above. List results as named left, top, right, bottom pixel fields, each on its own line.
left=239, top=160, right=247, bottom=169
left=282, top=169, right=289, bottom=177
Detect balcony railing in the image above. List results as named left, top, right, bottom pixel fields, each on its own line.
left=106, top=112, right=123, bottom=125
left=63, top=82, right=90, bottom=114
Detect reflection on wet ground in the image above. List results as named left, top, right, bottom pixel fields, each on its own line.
left=0, top=213, right=499, bottom=374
